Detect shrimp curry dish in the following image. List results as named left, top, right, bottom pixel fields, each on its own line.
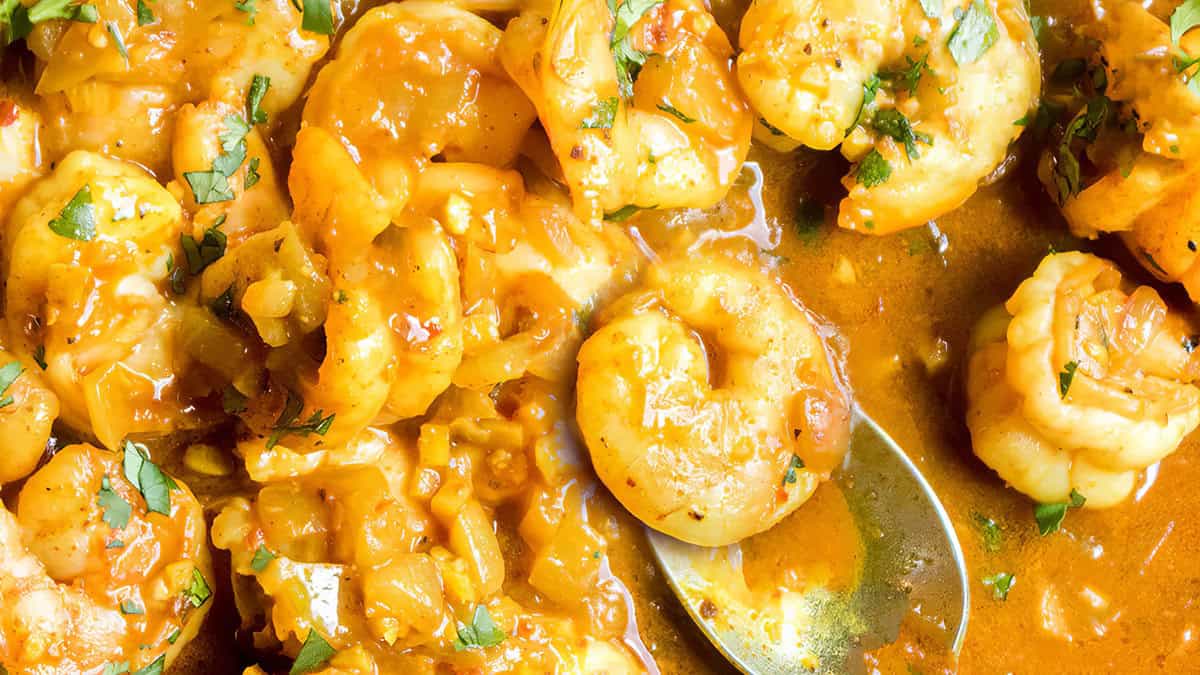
left=0, top=0, right=1198, bottom=672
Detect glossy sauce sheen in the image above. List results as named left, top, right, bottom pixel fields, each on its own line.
left=5, top=0, right=1198, bottom=672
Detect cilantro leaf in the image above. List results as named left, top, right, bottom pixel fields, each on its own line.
left=132, top=656, right=164, bottom=675
left=250, top=544, right=276, bottom=572
left=608, top=0, right=662, bottom=98
left=948, top=0, right=999, bottom=65
left=0, top=360, right=23, bottom=409
left=581, top=96, right=618, bottom=129
left=180, top=225, right=226, bottom=275
left=104, top=662, right=130, bottom=675
left=106, top=22, right=128, bottom=62
left=855, top=149, right=892, bottom=187
left=971, top=512, right=1002, bottom=552
left=26, top=0, right=98, bottom=24
left=982, top=572, right=1015, bottom=600
left=848, top=73, right=881, bottom=134
left=453, top=605, right=506, bottom=651
left=32, top=345, right=46, bottom=370
left=1172, top=0, right=1200, bottom=45
left=98, top=476, right=132, bottom=529
left=222, top=386, right=248, bottom=414
left=782, top=454, right=804, bottom=485
left=2, top=0, right=33, bottom=45
left=872, top=108, right=932, bottom=160
left=1058, top=360, right=1078, bottom=399
left=657, top=101, right=696, bottom=124
left=183, top=171, right=234, bottom=204
left=881, top=54, right=929, bottom=97
left=247, top=74, right=270, bottom=124
left=300, top=0, right=332, bottom=35
left=136, top=0, right=152, bottom=24
left=603, top=204, right=652, bottom=222
left=244, top=157, right=261, bottom=189
left=1034, top=489, right=1086, bottom=535
left=120, top=600, right=144, bottom=615
left=266, top=391, right=335, bottom=449
left=48, top=185, right=96, bottom=241
left=184, top=568, right=211, bottom=607
left=290, top=630, right=336, bottom=675
left=121, top=440, right=174, bottom=516
left=234, top=0, right=255, bottom=23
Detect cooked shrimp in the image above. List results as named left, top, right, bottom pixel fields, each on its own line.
left=1097, top=2, right=1200, bottom=160
left=1, top=443, right=212, bottom=672
left=499, top=0, right=753, bottom=223
left=739, top=0, right=1039, bottom=234
left=966, top=252, right=1200, bottom=507
left=576, top=258, right=850, bottom=546
left=5, top=151, right=215, bottom=449
left=25, top=0, right=329, bottom=173
left=301, top=1, right=536, bottom=222
left=738, top=0, right=904, bottom=152
left=0, top=348, right=60, bottom=486
left=1050, top=4, right=1200, bottom=298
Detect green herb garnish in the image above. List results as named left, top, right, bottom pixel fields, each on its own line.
left=48, top=185, right=96, bottom=241
left=98, top=475, right=132, bottom=529
left=581, top=96, right=618, bottom=129
left=0, top=360, right=23, bottom=408
left=657, top=101, right=696, bottom=124
left=453, top=604, right=507, bottom=651
left=948, top=0, right=999, bottom=65
left=251, top=544, right=276, bottom=572
left=855, top=148, right=892, bottom=187
left=122, top=440, right=176, bottom=516
left=1058, top=360, right=1078, bottom=399
left=982, top=572, right=1015, bottom=600
left=290, top=630, right=336, bottom=675
left=184, top=568, right=211, bottom=607
left=300, top=0, right=332, bottom=34
left=1034, top=489, right=1086, bottom=535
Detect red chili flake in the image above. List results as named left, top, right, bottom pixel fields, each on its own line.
left=0, top=100, right=18, bottom=127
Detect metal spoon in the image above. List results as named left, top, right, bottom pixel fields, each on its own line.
left=647, top=410, right=969, bottom=674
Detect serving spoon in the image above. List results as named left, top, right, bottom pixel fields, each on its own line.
left=647, top=410, right=969, bottom=674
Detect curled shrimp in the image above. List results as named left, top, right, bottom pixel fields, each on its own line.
left=25, top=0, right=328, bottom=173
left=1, top=443, right=212, bottom=672
left=5, top=151, right=215, bottom=449
left=738, top=0, right=1039, bottom=234
left=499, top=0, right=753, bottom=223
left=0, top=348, right=60, bottom=486
left=576, top=258, right=850, bottom=546
left=301, top=1, right=536, bottom=222
left=966, top=252, right=1200, bottom=507
left=1049, top=4, right=1200, bottom=299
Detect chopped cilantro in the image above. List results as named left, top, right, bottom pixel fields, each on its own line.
left=982, top=572, right=1015, bottom=600
left=32, top=345, right=46, bottom=370
left=98, top=476, right=132, bottom=529
left=183, top=171, right=234, bottom=204
left=948, top=0, right=999, bottom=65
left=180, top=224, right=227, bottom=275
left=782, top=454, right=804, bottom=485
left=104, top=662, right=130, bottom=675
left=855, top=148, right=892, bottom=187
left=1050, top=96, right=1110, bottom=204
left=1058, top=360, right=1078, bottom=399
left=1034, top=489, right=1086, bottom=535
left=1050, top=58, right=1087, bottom=85
left=872, top=108, right=932, bottom=160
left=657, top=101, right=696, bottom=124
left=971, top=512, right=1002, bottom=552
left=300, top=0, right=332, bottom=34
left=184, top=568, right=211, bottom=607
left=132, top=655, right=164, bottom=675
left=1171, top=0, right=1200, bottom=45
left=48, top=185, right=96, bottom=241
left=166, top=629, right=181, bottom=645
left=581, top=96, right=618, bottom=129
left=0, top=360, right=23, bottom=408
left=247, top=74, right=270, bottom=124
left=847, top=74, right=881, bottom=134
left=122, top=440, right=176, bottom=516
left=251, top=544, right=276, bottom=572
left=453, top=605, right=506, bottom=651
left=290, top=630, right=336, bottom=675
left=222, top=386, right=248, bottom=414
left=25, top=0, right=98, bottom=25
left=608, top=0, right=663, bottom=98
left=881, top=54, right=929, bottom=97
left=120, top=600, right=144, bottom=615
left=234, top=0, right=255, bottom=23
left=107, top=539, right=125, bottom=549
left=209, top=285, right=235, bottom=319
left=267, top=391, right=335, bottom=449
left=136, top=0, right=152, bottom=24
left=604, top=204, right=651, bottom=221
left=244, top=157, right=261, bottom=189
left=106, top=22, right=128, bottom=62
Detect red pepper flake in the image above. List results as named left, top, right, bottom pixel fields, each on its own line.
left=0, top=100, right=18, bottom=127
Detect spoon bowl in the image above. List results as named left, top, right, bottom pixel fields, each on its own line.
left=648, top=410, right=969, bottom=674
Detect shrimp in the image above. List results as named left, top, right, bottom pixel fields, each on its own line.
left=301, top=1, right=536, bottom=223
left=499, top=0, right=753, bottom=223
left=25, top=0, right=329, bottom=173
left=965, top=252, right=1200, bottom=507
left=5, top=151, right=216, bottom=449
left=0, top=348, right=60, bottom=486
left=1, top=443, right=212, bottom=672
left=738, top=0, right=1040, bottom=234
left=1048, top=4, right=1200, bottom=299
left=575, top=258, right=851, bottom=546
